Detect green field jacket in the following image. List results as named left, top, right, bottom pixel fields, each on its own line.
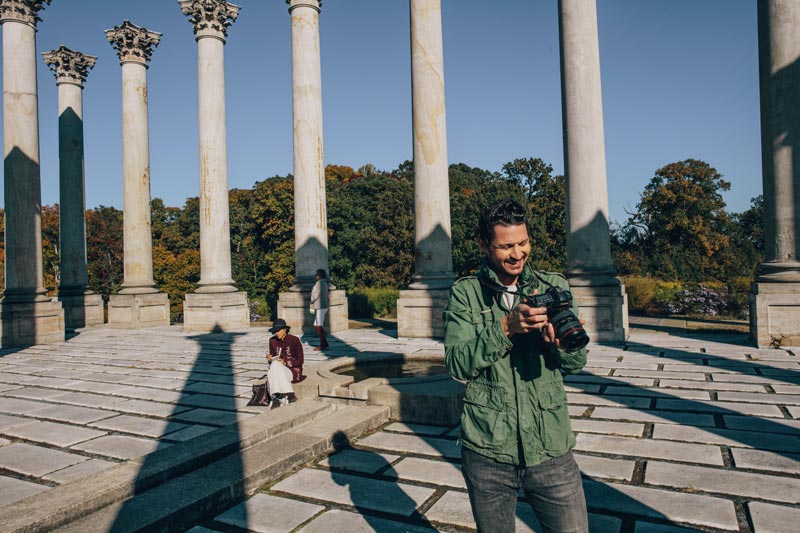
left=444, top=261, right=587, bottom=466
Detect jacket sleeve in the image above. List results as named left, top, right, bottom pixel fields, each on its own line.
left=444, top=283, right=513, bottom=381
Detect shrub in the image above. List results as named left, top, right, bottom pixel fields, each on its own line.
left=347, top=287, right=399, bottom=318
left=249, top=297, right=270, bottom=322
left=725, top=277, right=752, bottom=319
left=667, top=282, right=728, bottom=317
left=622, top=276, right=658, bottom=314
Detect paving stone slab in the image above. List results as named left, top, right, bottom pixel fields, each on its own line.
left=0, top=412, right=30, bottom=431
left=0, top=442, right=87, bottom=477
left=565, top=375, right=654, bottom=387
left=43, top=458, right=118, bottom=484
left=645, top=461, right=800, bottom=504
left=731, top=448, right=800, bottom=475
left=712, top=373, right=800, bottom=385
left=567, top=393, right=652, bottom=409
left=658, top=379, right=767, bottom=392
left=589, top=407, right=717, bottom=427
left=3, top=420, right=107, bottom=447
left=171, top=408, right=253, bottom=427
left=3, top=386, right=72, bottom=400
left=45, top=391, right=119, bottom=409
left=89, top=415, right=191, bottom=438
left=159, top=424, right=218, bottom=443
left=318, top=448, right=400, bottom=474
left=0, top=396, right=57, bottom=416
left=575, top=434, right=722, bottom=465
left=271, top=468, right=435, bottom=517
left=297, top=509, right=435, bottom=533
left=748, top=501, right=800, bottom=533
left=112, top=386, right=184, bottom=403
left=574, top=454, right=636, bottom=481
left=722, top=415, right=800, bottom=435
left=107, top=399, right=188, bottom=418
left=656, top=399, right=784, bottom=418
left=602, top=387, right=711, bottom=400
left=615, top=370, right=708, bottom=381
left=787, top=405, right=800, bottom=418
left=384, top=457, right=465, bottom=488
left=33, top=404, right=118, bottom=425
left=583, top=479, right=738, bottom=530
left=384, top=422, right=452, bottom=436
left=357, top=432, right=461, bottom=459
left=652, top=423, right=800, bottom=452
left=71, top=434, right=170, bottom=460
left=213, top=493, right=324, bottom=533
left=0, top=383, right=23, bottom=393
left=422, top=490, right=538, bottom=532
left=570, top=419, right=645, bottom=437
left=717, top=391, right=800, bottom=405
left=67, top=381, right=127, bottom=395
left=0, top=475, right=50, bottom=507
left=632, top=520, right=717, bottom=532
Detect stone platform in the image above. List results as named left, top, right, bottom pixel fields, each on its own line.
left=0, top=319, right=797, bottom=532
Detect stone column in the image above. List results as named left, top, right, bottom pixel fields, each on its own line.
left=396, top=0, right=455, bottom=338
left=277, top=0, right=348, bottom=334
left=0, top=0, right=65, bottom=346
left=179, top=0, right=249, bottom=332
left=750, top=0, right=800, bottom=346
left=105, top=21, right=170, bottom=328
left=558, top=0, right=627, bottom=342
left=42, top=46, right=104, bottom=329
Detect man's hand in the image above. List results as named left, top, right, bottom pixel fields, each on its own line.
left=501, top=301, right=550, bottom=337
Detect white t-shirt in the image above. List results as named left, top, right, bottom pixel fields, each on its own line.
left=502, top=283, right=517, bottom=311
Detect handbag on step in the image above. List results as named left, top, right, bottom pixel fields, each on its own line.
left=247, top=375, right=270, bottom=406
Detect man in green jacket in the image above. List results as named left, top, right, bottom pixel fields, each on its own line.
left=444, top=199, right=588, bottom=533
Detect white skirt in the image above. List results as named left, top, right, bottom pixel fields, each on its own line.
left=314, top=307, right=328, bottom=327
left=267, top=361, right=294, bottom=395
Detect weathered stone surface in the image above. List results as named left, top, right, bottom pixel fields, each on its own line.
left=0, top=475, right=50, bottom=507
left=271, top=468, right=435, bottom=517
left=71, top=434, right=169, bottom=460
left=652, top=423, right=800, bottom=451
left=568, top=393, right=651, bottom=408
left=655, top=399, right=784, bottom=418
left=3, top=420, right=107, bottom=447
left=583, top=479, right=738, bottom=530
left=717, top=391, right=800, bottom=405
left=731, top=448, right=800, bottom=475
left=570, top=419, right=645, bottom=437
left=645, top=461, right=800, bottom=503
left=318, top=449, right=399, bottom=474
left=749, top=501, right=800, bottom=533
left=602, top=386, right=710, bottom=400
left=0, top=443, right=87, bottom=477
left=214, top=493, right=323, bottom=533
left=590, top=407, right=716, bottom=426
left=88, top=414, right=190, bottom=438
left=298, top=509, right=433, bottom=533
left=0, top=412, right=30, bottom=431
left=723, top=414, right=800, bottom=435
left=574, top=453, right=635, bottom=481
left=384, top=457, right=465, bottom=488
left=43, top=458, right=117, bottom=484
left=658, top=379, right=767, bottom=392
left=575, top=434, right=723, bottom=465
left=384, top=422, right=451, bottom=436
left=357, top=432, right=460, bottom=459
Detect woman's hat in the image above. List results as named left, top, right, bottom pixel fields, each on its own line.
left=269, top=318, right=289, bottom=333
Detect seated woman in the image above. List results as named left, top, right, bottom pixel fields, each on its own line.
left=266, top=318, right=305, bottom=407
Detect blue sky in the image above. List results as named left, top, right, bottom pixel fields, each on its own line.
left=0, top=0, right=761, bottom=225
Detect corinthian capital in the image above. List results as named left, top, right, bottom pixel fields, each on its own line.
left=105, top=20, right=162, bottom=66
left=0, top=0, right=50, bottom=27
left=286, top=0, right=321, bottom=13
left=42, top=46, right=97, bottom=88
left=179, top=0, right=240, bottom=40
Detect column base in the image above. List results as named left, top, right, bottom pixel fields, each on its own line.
left=568, top=280, right=628, bottom=343
left=183, top=291, right=249, bottom=332
left=108, top=292, right=170, bottom=329
left=0, top=298, right=65, bottom=347
left=59, top=292, right=104, bottom=329
left=749, top=281, right=800, bottom=347
left=277, top=289, right=349, bottom=334
left=397, top=288, right=450, bottom=339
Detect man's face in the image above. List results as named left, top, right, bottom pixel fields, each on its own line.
left=479, top=223, right=531, bottom=285
left=276, top=328, right=288, bottom=340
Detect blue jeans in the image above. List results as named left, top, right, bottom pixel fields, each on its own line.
left=461, top=447, right=588, bottom=533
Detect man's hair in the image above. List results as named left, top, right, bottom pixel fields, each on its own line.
left=316, top=269, right=327, bottom=279
left=478, top=198, right=528, bottom=244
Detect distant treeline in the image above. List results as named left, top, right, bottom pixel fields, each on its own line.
left=0, top=158, right=763, bottom=321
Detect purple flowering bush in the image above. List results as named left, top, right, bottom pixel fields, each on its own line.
left=666, top=283, right=729, bottom=316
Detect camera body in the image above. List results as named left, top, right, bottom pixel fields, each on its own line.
left=524, top=286, right=590, bottom=351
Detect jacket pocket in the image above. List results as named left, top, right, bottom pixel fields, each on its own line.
left=461, top=381, right=508, bottom=450
left=537, top=385, right=574, bottom=454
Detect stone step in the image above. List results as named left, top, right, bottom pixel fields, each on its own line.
left=49, top=404, right=391, bottom=533
left=0, top=399, right=338, bottom=532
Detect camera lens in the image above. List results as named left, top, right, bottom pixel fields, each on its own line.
left=549, top=309, right=590, bottom=351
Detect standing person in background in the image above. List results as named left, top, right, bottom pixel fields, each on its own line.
left=311, top=268, right=330, bottom=351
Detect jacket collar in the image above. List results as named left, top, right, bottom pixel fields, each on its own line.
left=478, top=259, right=539, bottom=294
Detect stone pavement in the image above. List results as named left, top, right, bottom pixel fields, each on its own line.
left=0, top=319, right=798, bottom=532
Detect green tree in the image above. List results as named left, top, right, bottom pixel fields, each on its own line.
left=619, top=159, right=733, bottom=281
left=86, top=206, right=124, bottom=299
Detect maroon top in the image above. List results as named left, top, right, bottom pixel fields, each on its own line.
left=268, top=334, right=305, bottom=383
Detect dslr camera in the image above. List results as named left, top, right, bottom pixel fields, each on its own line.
left=524, top=286, right=589, bottom=351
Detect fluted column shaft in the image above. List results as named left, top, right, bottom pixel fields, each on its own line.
left=1, top=10, right=47, bottom=302
left=180, top=0, right=239, bottom=293
left=757, top=0, right=800, bottom=281
left=288, top=0, right=328, bottom=290
left=106, top=22, right=161, bottom=294
left=43, top=47, right=96, bottom=295
left=409, top=0, right=454, bottom=289
left=558, top=0, right=615, bottom=284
